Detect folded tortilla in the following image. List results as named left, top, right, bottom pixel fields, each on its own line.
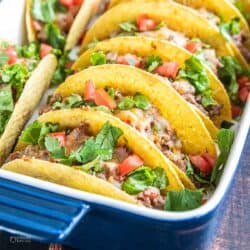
left=0, top=54, right=57, bottom=165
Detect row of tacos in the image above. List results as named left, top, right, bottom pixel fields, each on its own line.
left=1, top=0, right=249, bottom=211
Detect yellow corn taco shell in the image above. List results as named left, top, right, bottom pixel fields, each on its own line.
left=73, top=36, right=232, bottom=130
left=26, top=0, right=102, bottom=51
left=0, top=54, right=57, bottom=165
left=3, top=158, right=139, bottom=205
left=12, top=108, right=192, bottom=191
left=55, top=64, right=217, bottom=158
left=81, top=0, right=249, bottom=69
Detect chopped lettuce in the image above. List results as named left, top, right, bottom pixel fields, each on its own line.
left=20, top=121, right=58, bottom=146
left=32, top=0, right=56, bottom=23
left=122, top=166, right=168, bottom=195
left=210, top=129, right=235, bottom=184
left=0, top=85, right=14, bottom=134
left=165, top=189, right=203, bottom=211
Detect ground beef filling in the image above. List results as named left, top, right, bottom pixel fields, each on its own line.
left=9, top=123, right=165, bottom=210
left=40, top=90, right=188, bottom=171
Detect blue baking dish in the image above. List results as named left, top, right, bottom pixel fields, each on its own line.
left=0, top=98, right=249, bottom=250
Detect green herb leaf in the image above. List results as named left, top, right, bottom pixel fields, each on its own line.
left=164, top=189, right=203, bottom=211
left=90, top=51, right=107, bottom=66
left=145, top=55, right=162, bottom=72
left=119, top=21, right=137, bottom=32
left=32, top=0, right=56, bottom=23
left=134, top=94, right=151, bottom=110
left=219, top=17, right=241, bottom=41
left=52, top=94, right=85, bottom=110
left=51, top=52, right=73, bottom=85
left=118, top=96, right=135, bottom=110
left=152, top=167, right=168, bottom=190
left=45, top=22, right=66, bottom=50
left=178, top=55, right=216, bottom=108
left=16, top=42, right=40, bottom=60
left=45, top=136, right=66, bottom=159
left=71, top=122, right=123, bottom=164
left=122, top=166, right=156, bottom=195
left=20, top=121, right=58, bottom=146
left=218, top=56, right=244, bottom=101
left=0, top=85, right=14, bottom=134
left=210, top=129, right=234, bottom=184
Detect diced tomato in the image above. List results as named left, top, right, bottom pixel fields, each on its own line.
left=5, top=46, right=18, bottom=65
left=231, top=105, right=241, bottom=118
left=32, top=20, right=42, bottom=31
left=237, top=76, right=249, bottom=88
left=201, top=198, right=207, bottom=205
left=189, top=154, right=214, bottom=175
left=60, top=0, right=74, bottom=8
left=94, top=89, right=117, bottom=110
left=119, top=155, right=144, bottom=177
left=154, top=62, right=179, bottom=79
left=202, top=153, right=216, bottom=167
left=238, top=87, right=249, bottom=103
left=65, top=61, right=73, bottom=69
left=116, top=54, right=141, bottom=67
left=185, top=42, right=200, bottom=54
left=49, top=132, right=66, bottom=147
left=73, top=0, right=83, bottom=5
left=84, top=80, right=96, bottom=101
left=39, top=43, right=52, bottom=59
left=136, top=15, right=157, bottom=32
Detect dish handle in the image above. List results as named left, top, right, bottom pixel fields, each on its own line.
left=0, top=177, right=90, bottom=243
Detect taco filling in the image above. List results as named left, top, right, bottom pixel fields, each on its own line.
left=196, top=8, right=250, bottom=62
left=0, top=41, right=50, bottom=136
left=40, top=80, right=217, bottom=187
left=30, top=0, right=83, bottom=50
left=88, top=51, right=223, bottom=118
left=104, top=15, right=249, bottom=117
left=9, top=121, right=183, bottom=210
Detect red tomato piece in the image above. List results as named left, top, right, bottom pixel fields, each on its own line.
left=60, top=0, right=74, bottom=8
left=49, top=132, right=66, bottom=147
left=154, top=62, right=179, bottom=79
left=185, top=42, right=200, bottom=54
left=116, top=54, right=141, bottom=67
left=231, top=105, right=241, bottom=118
left=189, top=155, right=213, bottom=175
left=5, top=46, right=18, bottom=65
left=40, top=43, right=52, bottom=59
left=73, top=0, right=84, bottom=5
left=94, top=89, right=117, bottom=110
left=32, top=20, right=42, bottom=31
left=237, top=76, right=249, bottom=88
left=136, top=15, right=157, bottom=32
left=84, top=80, right=96, bottom=101
left=238, top=87, right=249, bottom=103
left=119, top=155, right=144, bottom=177
left=202, top=153, right=215, bottom=168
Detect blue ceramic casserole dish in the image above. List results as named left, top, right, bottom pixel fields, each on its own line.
left=0, top=1, right=250, bottom=249
left=0, top=99, right=249, bottom=250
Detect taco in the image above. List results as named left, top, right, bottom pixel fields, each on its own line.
left=26, top=0, right=102, bottom=51
left=39, top=64, right=219, bottom=189
left=73, top=36, right=231, bottom=128
left=107, top=0, right=250, bottom=65
left=0, top=41, right=57, bottom=165
left=81, top=1, right=250, bottom=119
left=3, top=109, right=196, bottom=210
left=231, top=0, right=250, bottom=25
